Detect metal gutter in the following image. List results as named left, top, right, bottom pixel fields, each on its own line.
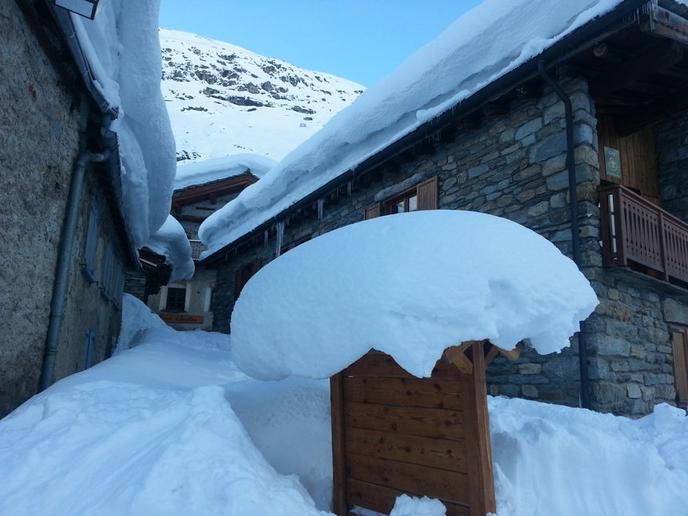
left=202, top=0, right=649, bottom=266
left=39, top=151, right=109, bottom=391
left=537, top=60, right=591, bottom=410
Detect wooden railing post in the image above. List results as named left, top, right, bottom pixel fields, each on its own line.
left=658, top=211, right=670, bottom=281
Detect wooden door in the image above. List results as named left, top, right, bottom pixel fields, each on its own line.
left=598, top=114, right=660, bottom=205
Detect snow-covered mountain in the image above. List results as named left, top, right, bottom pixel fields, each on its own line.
left=160, top=29, right=364, bottom=163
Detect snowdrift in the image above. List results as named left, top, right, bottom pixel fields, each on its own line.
left=231, top=211, right=598, bottom=380
left=1, top=304, right=686, bottom=516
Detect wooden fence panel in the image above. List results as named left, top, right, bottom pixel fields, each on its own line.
left=332, top=347, right=496, bottom=516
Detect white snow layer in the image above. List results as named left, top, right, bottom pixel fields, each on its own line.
left=389, top=495, right=447, bottom=516
left=490, top=397, right=688, bottom=516
left=144, top=215, right=194, bottom=281
left=174, top=154, right=277, bottom=191
left=199, top=0, right=626, bottom=256
left=114, top=294, right=174, bottom=353
left=1, top=303, right=687, bottom=516
left=231, top=211, right=598, bottom=380
left=71, top=1, right=177, bottom=248
left=0, top=300, right=329, bottom=516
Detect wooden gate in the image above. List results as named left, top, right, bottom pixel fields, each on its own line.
left=330, top=341, right=498, bottom=516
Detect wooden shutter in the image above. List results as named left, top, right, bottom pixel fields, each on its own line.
left=672, top=330, right=688, bottom=405
left=364, top=203, right=381, bottom=219
left=417, top=176, right=439, bottom=210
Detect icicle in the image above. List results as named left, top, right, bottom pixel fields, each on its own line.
left=317, top=198, right=324, bottom=221
left=347, top=180, right=352, bottom=197
left=275, top=221, right=285, bottom=257
left=264, top=230, right=269, bottom=248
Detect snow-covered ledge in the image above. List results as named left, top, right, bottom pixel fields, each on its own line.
left=230, top=210, right=599, bottom=380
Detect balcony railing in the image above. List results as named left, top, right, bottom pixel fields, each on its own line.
left=189, top=239, right=206, bottom=261
left=600, top=185, right=688, bottom=285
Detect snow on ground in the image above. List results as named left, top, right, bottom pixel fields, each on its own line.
left=160, top=29, right=363, bottom=163
left=231, top=211, right=598, bottom=380
left=199, top=0, right=629, bottom=257
left=144, top=215, right=194, bottom=281
left=0, top=296, right=686, bottom=516
left=174, top=154, right=277, bottom=191
left=72, top=1, right=177, bottom=248
left=490, top=397, right=688, bottom=516
left=0, top=296, right=328, bottom=516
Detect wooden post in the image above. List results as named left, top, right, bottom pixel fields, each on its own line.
left=330, top=373, right=348, bottom=515
left=462, top=341, right=497, bottom=515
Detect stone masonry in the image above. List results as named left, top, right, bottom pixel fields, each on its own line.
left=0, top=1, right=126, bottom=416
left=210, top=75, right=688, bottom=417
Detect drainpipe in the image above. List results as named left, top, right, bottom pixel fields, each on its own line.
left=538, top=60, right=591, bottom=410
left=39, top=150, right=109, bottom=391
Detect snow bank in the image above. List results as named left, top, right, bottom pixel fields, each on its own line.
left=199, top=0, right=626, bottom=256
left=490, top=397, right=688, bottom=516
left=71, top=1, right=177, bottom=248
left=144, top=215, right=194, bottom=281
left=175, top=154, right=276, bottom=190
left=231, top=211, right=598, bottom=380
left=114, top=293, right=173, bottom=354
left=0, top=312, right=327, bottom=516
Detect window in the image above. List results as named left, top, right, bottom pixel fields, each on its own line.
left=384, top=190, right=418, bottom=215
left=166, top=287, right=187, bottom=312
left=672, top=329, right=688, bottom=406
left=235, top=260, right=263, bottom=300
left=100, top=242, right=124, bottom=306
left=364, top=176, right=438, bottom=219
left=83, top=204, right=100, bottom=282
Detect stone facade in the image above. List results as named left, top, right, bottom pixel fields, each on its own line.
left=0, top=1, right=127, bottom=416
left=209, top=76, right=688, bottom=416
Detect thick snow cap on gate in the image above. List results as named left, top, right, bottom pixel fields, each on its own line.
left=231, top=211, right=599, bottom=380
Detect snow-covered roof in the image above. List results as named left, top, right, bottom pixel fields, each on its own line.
left=199, top=0, right=633, bottom=258
left=65, top=2, right=178, bottom=251
left=145, top=215, right=194, bottom=282
left=230, top=211, right=599, bottom=380
left=174, top=154, right=277, bottom=191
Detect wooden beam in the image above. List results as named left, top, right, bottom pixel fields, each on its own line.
left=589, top=41, right=684, bottom=98
left=330, top=373, right=348, bottom=516
left=642, top=4, right=688, bottom=46
left=444, top=342, right=474, bottom=375
left=616, top=85, right=688, bottom=135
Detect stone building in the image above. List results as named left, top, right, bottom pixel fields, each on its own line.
left=0, top=1, right=178, bottom=416
left=144, top=157, right=271, bottom=330
left=201, top=0, right=688, bottom=417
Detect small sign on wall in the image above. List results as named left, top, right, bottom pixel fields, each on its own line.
left=604, top=146, right=622, bottom=180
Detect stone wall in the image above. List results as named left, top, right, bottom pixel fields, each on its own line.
left=54, top=170, right=126, bottom=382
left=209, top=76, right=688, bottom=416
left=0, top=0, right=82, bottom=416
left=0, top=2, right=125, bottom=415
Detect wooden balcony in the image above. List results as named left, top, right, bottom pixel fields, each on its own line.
left=600, top=185, right=688, bottom=285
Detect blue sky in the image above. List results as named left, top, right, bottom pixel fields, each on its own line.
left=160, top=1, right=482, bottom=86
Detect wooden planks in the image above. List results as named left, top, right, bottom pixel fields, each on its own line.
left=347, top=455, right=470, bottom=505
left=344, top=402, right=464, bottom=440
left=344, top=376, right=463, bottom=410
left=332, top=348, right=496, bottom=516
left=347, top=479, right=471, bottom=516
left=345, top=427, right=467, bottom=472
